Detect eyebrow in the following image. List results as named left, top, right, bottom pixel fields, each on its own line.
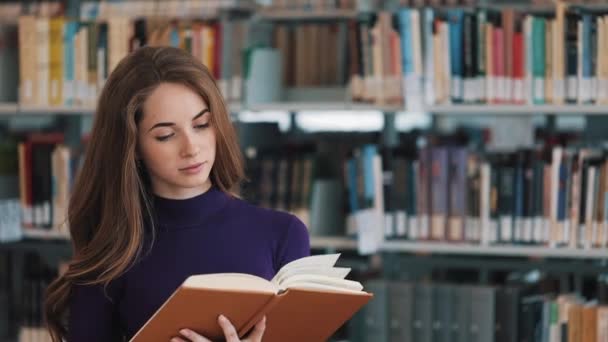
left=147, top=108, right=210, bottom=132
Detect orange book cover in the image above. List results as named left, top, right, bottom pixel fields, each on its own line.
left=130, top=254, right=373, bottom=342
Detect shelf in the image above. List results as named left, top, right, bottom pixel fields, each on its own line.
left=0, top=103, right=17, bottom=114
left=0, top=103, right=243, bottom=116
left=382, top=240, right=608, bottom=260
left=310, top=236, right=358, bottom=250
left=311, top=237, right=608, bottom=259
left=5, top=102, right=608, bottom=115
left=256, top=8, right=358, bottom=20
left=3, top=233, right=608, bottom=259
left=243, top=101, right=402, bottom=112
left=427, top=104, right=608, bottom=115
left=18, top=104, right=96, bottom=115
left=21, top=228, right=69, bottom=240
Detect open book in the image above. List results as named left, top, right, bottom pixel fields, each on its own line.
left=130, top=254, right=373, bottom=342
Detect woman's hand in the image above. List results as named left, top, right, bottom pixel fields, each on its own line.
left=171, top=315, right=266, bottom=342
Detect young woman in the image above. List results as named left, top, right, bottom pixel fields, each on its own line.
left=44, top=46, right=310, bottom=342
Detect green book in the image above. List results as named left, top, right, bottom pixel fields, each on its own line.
left=532, top=17, right=546, bottom=104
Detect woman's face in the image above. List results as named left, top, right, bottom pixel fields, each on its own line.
left=137, top=82, right=216, bottom=199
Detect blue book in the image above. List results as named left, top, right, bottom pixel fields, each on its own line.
left=170, top=24, right=180, bottom=48
left=422, top=8, right=435, bottom=105
left=347, top=159, right=359, bottom=213
left=362, top=145, right=378, bottom=206
left=63, top=21, right=78, bottom=106
left=448, top=9, right=464, bottom=103
left=398, top=9, right=413, bottom=76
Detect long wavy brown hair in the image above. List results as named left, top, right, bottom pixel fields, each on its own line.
left=44, top=46, right=245, bottom=341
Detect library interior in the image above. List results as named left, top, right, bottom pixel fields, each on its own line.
left=2, top=0, right=608, bottom=341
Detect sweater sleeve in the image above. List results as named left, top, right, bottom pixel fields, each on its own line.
left=67, top=281, right=124, bottom=342
left=275, top=215, right=311, bottom=271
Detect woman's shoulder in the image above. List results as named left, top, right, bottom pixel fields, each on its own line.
left=226, top=195, right=306, bottom=228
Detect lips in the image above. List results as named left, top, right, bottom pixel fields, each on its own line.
left=179, top=162, right=204, bottom=171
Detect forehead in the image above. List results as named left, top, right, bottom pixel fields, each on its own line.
left=142, top=82, right=208, bottom=124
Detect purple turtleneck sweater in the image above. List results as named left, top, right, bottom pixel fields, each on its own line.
left=67, top=186, right=311, bottom=341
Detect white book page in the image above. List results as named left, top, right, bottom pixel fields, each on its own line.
left=271, top=253, right=340, bottom=284
left=273, top=266, right=351, bottom=286
left=183, top=273, right=278, bottom=294
left=279, top=274, right=364, bottom=293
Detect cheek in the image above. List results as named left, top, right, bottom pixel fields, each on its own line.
left=139, top=140, right=175, bottom=174
left=206, top=130, right=217, bottom=155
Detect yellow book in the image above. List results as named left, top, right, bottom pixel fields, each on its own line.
left=202, top=24, right=215, bottom=74
left=49, top=17, right=64, bottom=106
left=554, top=1, right=567, bottom=104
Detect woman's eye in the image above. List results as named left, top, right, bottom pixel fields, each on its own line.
left=156, top=134, right=174, bottom=142
left=195, top=123, right=210, bottom=130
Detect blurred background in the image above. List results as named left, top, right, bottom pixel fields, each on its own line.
left=2, top=0, right=608, bottom=341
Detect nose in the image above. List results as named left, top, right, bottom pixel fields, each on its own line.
left=180, top=133, right=200, bottom=158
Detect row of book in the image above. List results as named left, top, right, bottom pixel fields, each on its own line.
left=352, top=279, right=608, bottom=342
left=349, top=3, right=608, bottom=109
left=79, top=0, right=255, bottom=21
left=2, top=253, right=63, bottom=342
left=266, top=0, right=359, bottom=10
left=7, top=133, right=84, bottom=238
left=265, top=0, right=551, bottom=10
left=10, top=1, right=608, bottom=110
left=273, top=23, right=348, bottom=88
left=243, top=151, right=316, bottom=228
left=345, top=141, right=608, bottom=249
left=11, top=13, right=248, bottom=107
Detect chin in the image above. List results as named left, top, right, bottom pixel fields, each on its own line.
left=177, top=176, right=211, bottom=189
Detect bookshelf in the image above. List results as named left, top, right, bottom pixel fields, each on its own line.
left=17, top=104, right=95, bottom=115
left=310, top=236, right=358, bottom=250
left=382, top=240, right=608, bottom=259
left=243, top=101, right=402, bottom=112
left=20, top=229, right=69, bottom=240
left=0, top=103, right=17, bottom=114
left=255, top=8, right=359, bottom=20
left=4, top=2, right=608, bottom=342
left=5, top=102, right=608, bottom=116
left=313, top=236, right=608, bottom=260
left=427, top=104, right=608, bottom=115
left=7, top=233, right=608, bottom=260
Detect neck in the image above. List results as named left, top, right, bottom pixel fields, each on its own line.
left=152, top=181, right=212, bottom=200
left=153, top=185, right=230, bottom=228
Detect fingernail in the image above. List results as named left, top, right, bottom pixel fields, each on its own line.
left=219, top=314, right=226, bottom=322
left=171, top=339, right=179, bottom=342
left=262, top=316, right=267, bottom=322
left=179, top=329, right=189, bottom=335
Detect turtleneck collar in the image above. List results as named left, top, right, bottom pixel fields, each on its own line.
left=153, top=186, right=230, bottom=228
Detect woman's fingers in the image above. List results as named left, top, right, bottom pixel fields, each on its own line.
left=218, top=315, right=240, bottom=342
left=172, top=315, right=265, bottom=342
left=176, top=329, right=212, bottom=342
left=244, top=316, right=266, bottom=342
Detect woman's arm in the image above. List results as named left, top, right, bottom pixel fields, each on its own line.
left=67, top=283, right=123, bottom=341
